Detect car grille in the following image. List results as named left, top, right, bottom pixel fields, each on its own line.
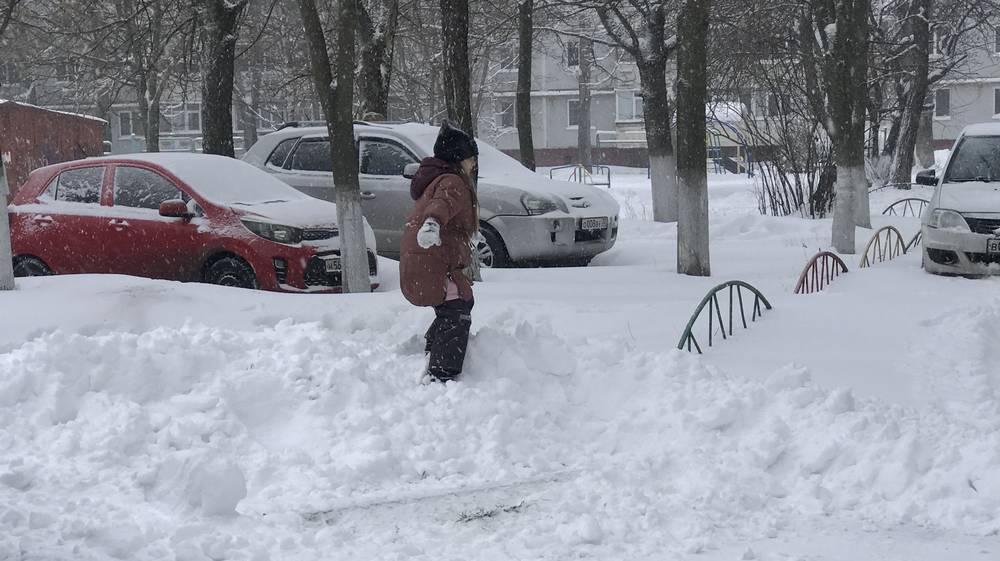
left=304, top=251, right=378, bottom=287
left=302, top=228, right=338, bottom=241
left=966, top=252, right=1000, bottom=265
left=962, top=216, right=1000, bottom=235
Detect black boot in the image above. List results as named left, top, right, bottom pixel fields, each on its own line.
left=425, top=298, right=474, bottom=382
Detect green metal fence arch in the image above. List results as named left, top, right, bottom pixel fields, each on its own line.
left=677, top=281, right=773, bottom=354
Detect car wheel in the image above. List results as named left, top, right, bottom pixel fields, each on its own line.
left=12, top=256, right=52, bottom=277
left=477, top=226, right=510, bottom=268
left=205, top=257, right=258, bottom=289
left=563, top=257, right=593, bottom=267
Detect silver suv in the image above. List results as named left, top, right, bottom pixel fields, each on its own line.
left=242, top=122, right=619, bottom=267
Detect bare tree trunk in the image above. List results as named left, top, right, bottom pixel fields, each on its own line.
left=244, top=76, right=260, bottom=149
left=577, top=32, right=593, bottom=171
left=135, top=77, right=152, bottom=151
left=358, top=0, right=400, bottom=119
left=147, top=74, right=161, bottom=153
left=915, top=108, right=935, bottom=168
left=676, top=0, right=711, bottom=276
left=201, top=0, right=248, bottom=157
left=440, top=0, right=473, bottom=134
left=889, top=0, right=931, bottom=187
left=804, top=0, right=871, bottom=252
left=0, top=158, right=14, bottom=290
left=638, top=60, right=677, bottom=223
left=516, top=0, right=535, bottom=170
left=299, top=0, right=370, bottom=293
left=881, top=110, right=900, bottom=158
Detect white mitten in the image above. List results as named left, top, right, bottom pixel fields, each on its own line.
left=416, top=217, right=441, bottom=249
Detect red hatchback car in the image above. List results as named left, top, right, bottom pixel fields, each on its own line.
left=9, top=153, right=379, bottom=292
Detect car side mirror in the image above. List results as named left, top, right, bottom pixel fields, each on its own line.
left=403, top=163, right=420, bottom=179
left=915, top=169, right=937, bottom=186
left=159, top=199, right=193, bottom=219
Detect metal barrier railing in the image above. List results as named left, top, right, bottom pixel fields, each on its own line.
left=794, top=251, right=849, bottom=294
left=548, top=164, right=612, bottom=188
left=881, top=197, right=929, bottom=218
left=677, top=281, right=772, bottom=354
left=859, top=225, right=908, bottom=268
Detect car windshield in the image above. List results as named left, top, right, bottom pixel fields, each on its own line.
left=391, top=123, right=536, bottom=180
left=121, top=154, right=310, bottom=205
left=475, top=142, right=536, bottom=179
left=943, top=135, right=1000, bottom=183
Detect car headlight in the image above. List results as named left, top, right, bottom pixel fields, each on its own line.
left=241, top=219, right=303, bottom=244
left=927, top=209, right=971, bottom=232
left=521, top=193, right=566, bottom=215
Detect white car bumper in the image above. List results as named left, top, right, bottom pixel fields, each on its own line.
left=487, top=211, right=619, bottom=262
left=922, top=225, right=1000, bottom=275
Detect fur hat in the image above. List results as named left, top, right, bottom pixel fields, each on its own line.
left=433, top=120, right=479, bottom=164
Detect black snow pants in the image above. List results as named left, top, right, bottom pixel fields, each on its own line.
left=424, top=297, right=474, bottom=382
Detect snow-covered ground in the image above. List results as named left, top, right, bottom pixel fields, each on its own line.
left=2, top=168, right=998, bottom=560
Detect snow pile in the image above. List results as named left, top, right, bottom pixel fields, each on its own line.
left=1, top=169, right=997, bottom=559
left=1, top=288, right=998, bottom=559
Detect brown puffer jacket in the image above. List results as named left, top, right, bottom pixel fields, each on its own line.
left=399, top=157, right=478, bottom=307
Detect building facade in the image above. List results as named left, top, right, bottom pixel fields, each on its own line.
left=474, top=33, right=651, bottom=167
left=932, top=30, right=1000, bottom=147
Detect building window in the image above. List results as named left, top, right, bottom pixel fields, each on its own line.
left=995, top=29, right=1000, bottom=54
left=568, top=99, right=580, bottom=127
left=738, top=91, right=753, bottom=116
left=497, top=43, right=517, bottom=70
left=54, top=59, right=78, bottom=81
left=616, top=91, right=644, bottom=121
left=931, top=28, right=950, bottom=56
left=994, top=88, right=1000, bottom=116
left=566, top=41, right=579, bottom=67
left=767, top=93, right=789, bottom=117
left=164, top=102, right=201, bottom=133
left=0, top=62, right=20, bottom=84
left=934, top=89, right=950, bottom=118
left=119, top=112, right=134, bottom=137
left=496, top=101, right=515, bottom=128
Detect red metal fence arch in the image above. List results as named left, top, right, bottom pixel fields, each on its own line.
left=859, top=226, right=907, bottom=268
left=794, top=251, right=849, bottom=294
left=881, top=197, right=930, bottom=218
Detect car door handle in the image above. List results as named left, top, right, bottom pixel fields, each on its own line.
left=361, top=191, right=377, bottom=200
left=109, top=219, right=130, bottom=229
left=32, top=214, right=54, bottom=225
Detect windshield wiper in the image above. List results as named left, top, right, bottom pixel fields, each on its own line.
left=948, top=177, right=995, bottom=182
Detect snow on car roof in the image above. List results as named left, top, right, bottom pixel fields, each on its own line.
left=257, top=121, right=537, bottom=180
left=91, top=152, right=310, bottom=204
left=961, top=123, right=1000, bottom=137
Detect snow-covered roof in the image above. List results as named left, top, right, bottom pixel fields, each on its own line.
left=0, top=99, right=107, bottom=124
left=707, top=102, right=744, bottom=123
left=960, top=123, right=1000, bottom=137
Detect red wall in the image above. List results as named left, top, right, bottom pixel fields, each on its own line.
left=0, top=102, right=106, bottom=198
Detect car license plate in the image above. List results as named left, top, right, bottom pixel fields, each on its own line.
left=581, top=217, right=609, bottom=230
left=988, top=237, right=1000, bottom=255
left=323, top=256, right=342, bottom=273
